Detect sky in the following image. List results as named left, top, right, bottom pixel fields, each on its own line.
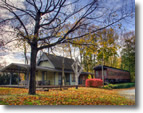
left=79, top=0, right=135, bottom=31
left=0, top=0, right=135, bottom=67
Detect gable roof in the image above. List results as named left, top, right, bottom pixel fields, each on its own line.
left=46, top=53, right=74, bottom=71
left=93, top=65, right=129, bottom=72
left=39, top=53, right=75, bottom=71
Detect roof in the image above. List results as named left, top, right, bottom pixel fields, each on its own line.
left=93, top=65, right=129, bottom=72
left=1, top=63, right=92, bottom=76
left=1, top=63, right=28, bottom=73
left=45, top=53, right=74, bottom=71
left=81, top=72, right=94, bottom=75
left=1, top=63, right=74, bottom=73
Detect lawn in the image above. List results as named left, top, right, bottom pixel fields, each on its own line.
left=0, top=87, right=135, bottom=105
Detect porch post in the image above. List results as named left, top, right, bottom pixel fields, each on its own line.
left=26, top=69, right=29, bottom=88
left=9, top=72, right=13, bottom=85
left=24, top=72, right=26, bottom=87
left=18, top=68, right=20, bottom=86
left=42, top=71, right=44, bottom=85
left=69, top=74, right=72, bottom=85
left=54, top=72, right=56, bottom=85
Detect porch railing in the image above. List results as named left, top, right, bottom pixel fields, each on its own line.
left=36, top=80, right=50, bottom=86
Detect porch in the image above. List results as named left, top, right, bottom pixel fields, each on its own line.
left=0, top=63, right=75, bottom=87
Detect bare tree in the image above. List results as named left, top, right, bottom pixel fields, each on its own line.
left=0, top=0, right=134, bottom=94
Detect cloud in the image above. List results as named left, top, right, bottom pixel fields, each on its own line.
left=0, top=52, right=25, bottom=65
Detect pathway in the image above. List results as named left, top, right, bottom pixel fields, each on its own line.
left=118, top=88, right=135, bottom=101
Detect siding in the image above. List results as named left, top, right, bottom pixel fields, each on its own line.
left=36, top=71, right=55, bottom=85
left=95, top=70, right=107, bottom=79
left=55, top=72, right=59, bottom=85
left=39, top=61, right=54, bottom=68
left=36, top=71, right=42, bottom=81
left=46, top=71, right=55, bottom=85
left=94, top=67, right=130, bottom=83
left=36, top=70, right=75, bottom=85
left=107, top=68, right=130, bottom=80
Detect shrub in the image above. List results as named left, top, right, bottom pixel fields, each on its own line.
left=102, top=84, right=114, bottom=89
left=102, top=83, right=135, bottom=89
left=85, top=79, right=103, bottom=87
left=88, top=74, right=92, bottom=79
left=111, top=83, right=135, bottom=89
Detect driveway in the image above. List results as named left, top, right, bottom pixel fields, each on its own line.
left=118, top=88, right=135, bottom=101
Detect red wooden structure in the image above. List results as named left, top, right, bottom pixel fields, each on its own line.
left=94, top=65, right=130, bottom=83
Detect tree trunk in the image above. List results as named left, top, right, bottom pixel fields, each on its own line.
left=28, top=45, right=38, bottom=95
left=79, top=49, right=82, bottom=64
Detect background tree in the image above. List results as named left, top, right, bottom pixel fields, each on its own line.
left=121, top=31, right=135, bottom=82
left=0, top=0, right=134, bottom=94
left=72, top=28, right=119, bottom=73
left=96, top=28, right=119, bottom=66
left=14, top=39, right=30, bottom=64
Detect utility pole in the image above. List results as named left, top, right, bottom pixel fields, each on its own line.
left=102, top=32, right=106, bottom=86
left=102, top=51, right=104, bottom=86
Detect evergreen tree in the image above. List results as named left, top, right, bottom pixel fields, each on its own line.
left=121, top=31, right=135, bottom=82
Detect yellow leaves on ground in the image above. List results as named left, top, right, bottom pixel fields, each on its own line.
left=0, top=87, right=135, bottom=105
left=0, top=87, right=27, bottom=95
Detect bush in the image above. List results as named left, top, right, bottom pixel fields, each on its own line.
left=85, top=79, right=103, bottom=87
left=111, top=83, right=135, bottom=89
left=88, top=74, right=92, bottom=79
left=102, top=84, right=114, bottom=89
left=102, top=83, right=135, bottom=89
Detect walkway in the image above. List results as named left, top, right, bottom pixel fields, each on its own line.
left=118, top=88, right=135, bottom=101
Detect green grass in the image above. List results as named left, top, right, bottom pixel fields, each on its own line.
left=103, top=83, right=135, bottom=89
left=0, top=100, right=9, bottom=105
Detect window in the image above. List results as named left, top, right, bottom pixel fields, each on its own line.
left=65, top=73, right=70, bottom=82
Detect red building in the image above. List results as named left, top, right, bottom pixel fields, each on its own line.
left=94, top=65, right=130, bottom=83
left=79, top=72, right=94, bottom=85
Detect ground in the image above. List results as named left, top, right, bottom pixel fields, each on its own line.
left=0, top=87, right=135, bottom=105
left=118, top=88, right=135, bottom=101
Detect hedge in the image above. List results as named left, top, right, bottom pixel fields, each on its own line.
left=103, top=83, right=135, bottom=89
left=85, top=79, right=103, bottom=87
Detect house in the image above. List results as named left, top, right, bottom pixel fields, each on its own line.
left=0, top=53, right=91, bottom=87
left=94, top=65, right=131, bottom=83
left=36, top=53, right=75, bottom=86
